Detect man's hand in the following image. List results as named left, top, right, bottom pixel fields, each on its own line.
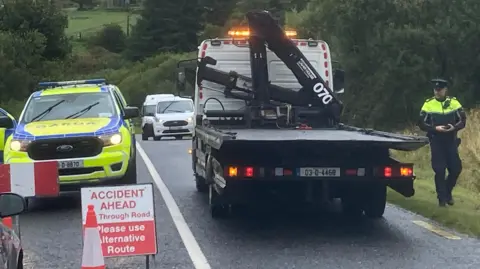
left=445, top=124, right=455, bottom=132
left=435, top=125, right=451, bottom=132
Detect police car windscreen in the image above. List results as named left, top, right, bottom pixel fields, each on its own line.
left=156, top=100, right=193, bottom=114
left=22, top=92, right=117, bottom=123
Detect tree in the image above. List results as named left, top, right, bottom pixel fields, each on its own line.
left=125, top=0, right=203, bottom=61
left=0, top=0, right=71, bottom=60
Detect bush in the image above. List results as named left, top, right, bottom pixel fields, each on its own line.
left=88, top=23, right=126, bottom=53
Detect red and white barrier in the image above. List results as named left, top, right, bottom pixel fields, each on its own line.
left=0, top=162, right=59, bottom=197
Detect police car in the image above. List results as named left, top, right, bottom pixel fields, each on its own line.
left=0, top=79, right=139, bottom=191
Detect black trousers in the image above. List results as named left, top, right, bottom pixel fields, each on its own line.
left=430, top=139, right=462, bottom=202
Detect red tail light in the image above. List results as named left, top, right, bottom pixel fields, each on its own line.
left=377, top=164, right=413, bottom=178
left=244, top=167, right=254, bottom=177
left=384, top=167, right=392, bottom=177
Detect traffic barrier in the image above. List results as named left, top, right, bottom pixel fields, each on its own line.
left=0, top=162, right=59, bottom=197
left=81, top=204, right=105, bottom=269
left=0, top=161, right=59, bottom=238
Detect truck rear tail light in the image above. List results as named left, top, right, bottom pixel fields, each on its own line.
left=384, top=167, right=392, bottom=177
left=228, top=166, right=238, bottom=177
left=376, top=164, right=413, bottom=178
left=345, top=169, right=357, bottom=176
left=400, top=166, right=413, bottom=177
left=244, top=166, right=254, bottom=177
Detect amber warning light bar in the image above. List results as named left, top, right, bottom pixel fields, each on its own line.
left=227, top=28, right=297, bottom=37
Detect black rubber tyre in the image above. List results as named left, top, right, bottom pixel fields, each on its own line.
left=141, top=133, right=148, bottom=141
left=209, top=185, right=228, bottom=219
left=363, top=184, right=387, bottom=219
left=120, top=146, right=137, bottom=185
left=153, top=136, right=161, bottom=141
left=142, top=124, right=153, bottom=141
left=175, top=135, right=183, bottom=140
left=195, top=175, right=208, bottom=193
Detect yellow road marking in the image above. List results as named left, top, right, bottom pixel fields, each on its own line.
left=412, top=220, right=461, bottom=240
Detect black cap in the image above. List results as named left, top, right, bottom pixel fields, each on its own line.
left=431, top=78, right=448, bottom=90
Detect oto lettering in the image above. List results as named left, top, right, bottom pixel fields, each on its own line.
left=313, top=82, right=333, bottom=105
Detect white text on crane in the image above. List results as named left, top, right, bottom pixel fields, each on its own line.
left=313, top=82, right=333, bottom=104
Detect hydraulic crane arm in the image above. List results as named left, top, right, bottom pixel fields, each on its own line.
left=245, top=10, right=343, bottom=111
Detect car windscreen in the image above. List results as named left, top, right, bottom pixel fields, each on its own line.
left=21, top=92, right=117, bottom=123
left=156, top=100, right=193, bottom=114
left=142, top=105, right=156, bottom=116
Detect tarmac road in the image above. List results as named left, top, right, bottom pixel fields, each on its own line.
left=17, top=136, right=480, bottom=269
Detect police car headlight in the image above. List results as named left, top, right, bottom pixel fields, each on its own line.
left=10, top=140, right=31, bottom=152
left=99, top=133, right=122, bottom=146
left=186, top=117, right=193, bottom=123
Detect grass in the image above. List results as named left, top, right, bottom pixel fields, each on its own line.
left=389, top=109, right=480, bottom=236
left=65, top=9, right=139, bottom=37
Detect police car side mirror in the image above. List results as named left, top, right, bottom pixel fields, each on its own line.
left=0, top=193, right=26, bottom=218
left=333, top=69, right=345, bottom=94
left=124, top=106, right=139, bottom=119
left=0, top=116, right=14, bottom=129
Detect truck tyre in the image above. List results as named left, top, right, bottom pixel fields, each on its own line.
left=142, top=124, right=153, bottom=140
left=209, top=184, right=228, bottom=218
left=363, top=184, right=387, bottom=219
left=153, top=136, right=161, bottom=141
left=195, top=175, right=208, bottom=193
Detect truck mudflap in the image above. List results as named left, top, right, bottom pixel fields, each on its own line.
left=387, top=180, right=415, bottom=197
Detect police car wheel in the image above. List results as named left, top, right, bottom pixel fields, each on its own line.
left=121, top=155, right=137, bottom=185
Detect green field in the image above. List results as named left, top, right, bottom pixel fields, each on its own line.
left=65, top=9, right=139, bottom=37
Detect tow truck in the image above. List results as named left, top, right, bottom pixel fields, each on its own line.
left=177, top=10, right=429, bottom=219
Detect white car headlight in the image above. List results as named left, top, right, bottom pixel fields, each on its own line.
left=10, top=140, right=31, bottom=152
left=99, top=133, right=122, bottom=146
left=186, top=117, right=193, bottom=123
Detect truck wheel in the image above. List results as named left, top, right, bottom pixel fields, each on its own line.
left=209, top=185, right=228, bottom=219
left=153, top=136, right=161, bottom=141
left=195, top=175, right=208, bottom=193
left=363, top=184, right=387, bottom=219
left=141, top=133, right=148, bottom=141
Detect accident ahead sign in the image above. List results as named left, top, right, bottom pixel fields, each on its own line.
left=81, top=183, right=157, bottom=257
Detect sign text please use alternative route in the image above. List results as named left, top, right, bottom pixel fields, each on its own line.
left=81, top=183, right=157, bottom=257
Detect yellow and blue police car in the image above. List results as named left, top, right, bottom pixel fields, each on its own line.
left=0, top=79, right=139, bottom=191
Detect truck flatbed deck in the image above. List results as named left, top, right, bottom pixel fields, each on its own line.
left=195, top=124, right=429, bottom=151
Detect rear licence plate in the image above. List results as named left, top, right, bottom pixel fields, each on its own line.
left=298, top=167, right=340, bottom=177
left=58, top=160, right=84, bottom=169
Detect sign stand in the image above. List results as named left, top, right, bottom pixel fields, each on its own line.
left=81, top=183, right=158, bottom=268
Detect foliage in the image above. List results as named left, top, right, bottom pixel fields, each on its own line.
left=0, top=0, right=71, bottom=60
left=297, top=0, right=480, bottom=129
left=124, top=0, right=203, bottom=61
left=88, top=23, right=126, bottom=53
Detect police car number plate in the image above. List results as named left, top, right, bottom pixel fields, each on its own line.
left=298, top=167, right=340, bottom=177
left=58, top=160, right=84, bottom=169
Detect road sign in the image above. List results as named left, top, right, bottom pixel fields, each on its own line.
left=80, top=183, right=157, bottom=258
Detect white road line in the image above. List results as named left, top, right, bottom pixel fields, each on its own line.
left=136, top=142, right=211, bottom=269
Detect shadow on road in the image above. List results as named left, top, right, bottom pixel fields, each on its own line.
left=191, top=192, right=407, bottom=245
left=25, top=193, right=82, bottom=213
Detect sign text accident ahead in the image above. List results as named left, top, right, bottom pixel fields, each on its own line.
left=81, top=183, right=157, bottom=258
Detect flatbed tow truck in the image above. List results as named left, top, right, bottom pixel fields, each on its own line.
left=177, top=10, right=429, bottom=219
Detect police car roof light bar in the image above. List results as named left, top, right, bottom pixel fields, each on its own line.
left=38, top=78, right=107, bottom=88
